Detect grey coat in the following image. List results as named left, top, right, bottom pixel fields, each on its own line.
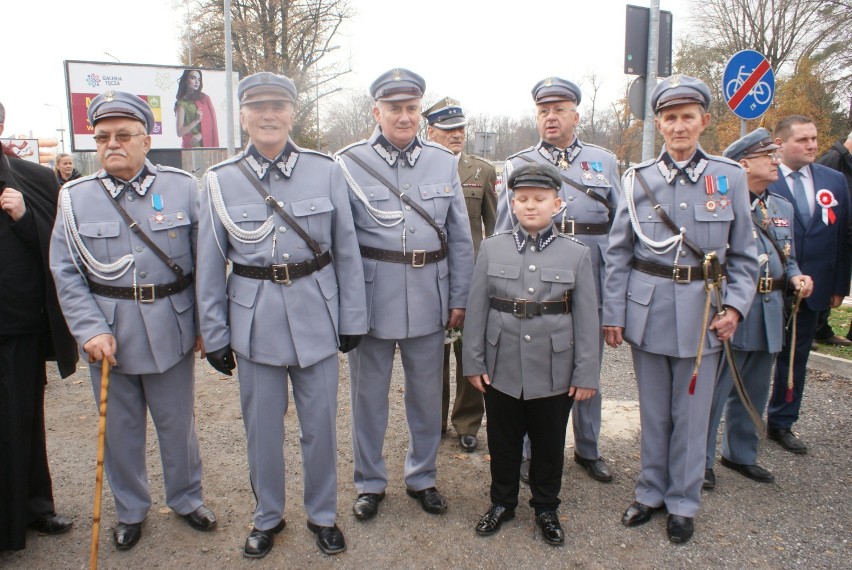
left=462, top=226, right=600, bottom=400
left=50, top=161, right=198, bottom=374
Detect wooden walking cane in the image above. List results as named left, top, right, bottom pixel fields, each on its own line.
left=89, top=362, right=111, bottom=570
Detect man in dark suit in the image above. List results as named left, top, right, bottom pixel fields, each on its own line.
left=766, top=115, right=851, bottom=454
left=0, top=101, right=77, bottom=552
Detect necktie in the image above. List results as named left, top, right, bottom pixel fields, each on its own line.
left=790, top=171, right=811, bottom=228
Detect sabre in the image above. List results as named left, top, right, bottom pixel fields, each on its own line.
left=89, top=362, right=111, bottom=570
left=785, top=286, right=806, bottom=405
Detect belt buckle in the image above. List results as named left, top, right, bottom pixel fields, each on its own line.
left=512, top=299, right=529, bottom=318
left=271, top=264, right=292, bottom=286
left=136, top=284, right=156, bottom=303
left=411, top=250, right=426, bottom=268
left=673, top=264, right=691, bottom=284
left=561, top=219, right=575, bottom=236
left=758, top=276, right=773, bottom=293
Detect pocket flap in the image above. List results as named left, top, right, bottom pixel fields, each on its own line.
left=541, top=267, right=574, bottom=284
left=487, top=264, right=520, bottom=279
left=78, top=221, right=121, bottom=238
left=551, top=329, right=573, bottom=353
left=362, top=185, right=389, bottom=201
left=168, top=289, right=194, bottom=313
left=627, top=274, right=655, bottom=306
left=227, top=203, right=269, bottom=222
left=419, top=183, right=455, bottom=200
left=636, top=205, right=668, bottom=222
left=694, top=203, right=734, bottom=221
left=147, top=211, right=191, bottom=231
left=291, top=196, right=334, bottom=217
left=486, top=320, right=501, bottom=346
left=317, top=270, right=339, bottom=300
left=229, top=277, right=260, bottom=308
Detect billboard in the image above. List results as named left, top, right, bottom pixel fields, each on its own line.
left=0, top=138, right=40, bottom=163
left=65, top=60, right=238, bottom=152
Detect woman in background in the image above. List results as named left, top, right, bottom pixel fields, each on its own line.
left=175, top=69, right=219, bottom=148
left=53, top=153, right=81, bottom=186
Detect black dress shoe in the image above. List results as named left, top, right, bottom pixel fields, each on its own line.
left=720, top=457, right=775, bottom=483
left=519, top=459, right=530, bottom=484
left=352, top=492, right=385, bottom=520
left=459, top=434, right=478, bottom=452
left=181, top=504, right=217, bottom=531
left=406, top=487, right=448, bottom=514
left=767, top=426, right=808, bottom=454
left=703, top=468, right=716, bottom=490
left=243, top=519, right=286, bottom=559
left=535, top=511, right=564, bottom=545
left=475, top=504, right=515, bottom=536
left=307, top=522, right=346, bottom=555
left=574, top=453, right=613, bottom=482
left=621, top=502, right=659, bottom=527
left=113, top=522, right=142, bottom=551
left=29, top=513, right=72, bottom=535
left=666, top=514, right=694, bottom=544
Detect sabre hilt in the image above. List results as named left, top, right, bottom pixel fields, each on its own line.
left=702, top=252, right=723, bottom=292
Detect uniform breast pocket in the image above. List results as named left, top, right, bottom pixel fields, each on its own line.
left=463, top=185, right=483, bottom=217
left=362, top=185, right=390, bottom=208
left=291, top=196, right=334, bottom=248
left=77, top=221, right=121, bottom=262
left=419, top=183, right=455, bottom=225
left=770, top=225, right=791, bottom=243
left=487, top=263, right=521, bottom=298
left=582, top=183, right=612, bottom=214
left=147, top=211, right=192, bottom=258
left=540, top=267, right=574, bottom=297
left=693, top=204, right=734, bottom=248
left=635, top=205, right=670, bottom=243
left=226, top=203, right=270, bottom=253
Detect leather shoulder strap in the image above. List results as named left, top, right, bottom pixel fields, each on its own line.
left=633, top=169, right=705, bottom=260
left=516, top=154, right=610, bottom=209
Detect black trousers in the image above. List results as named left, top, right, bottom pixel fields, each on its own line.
left=0, top=334, right=55, bottom=552
left=484, top=385, right=573, bottom=514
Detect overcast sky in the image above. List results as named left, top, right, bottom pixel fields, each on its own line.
left=2, top=0, right=690, bottom=141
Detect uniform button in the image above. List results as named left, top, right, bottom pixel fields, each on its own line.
left=523, top=335, right=531, bottom=343
left=279, top=226, right=286, bottom=233
left=168, top=231, right=176, bottom=238
left=647, top=215, right=653, bottom=220
left=242, top=212, right=248, bottom=218
left=679, top=226, right=687, bottom=232
left=764, top=296, right=771, bottom=302
left=627, top=292, right=632, bottom=298
left=679, top=179, right=686, bottom=185
left=528, top=265, right=536, bottom=271
left=167, top=220, right=173, bottom=226
left=444, top=186, right=450, bottom=193
left=310, top=205, right=316, bottom=211
left=500, top=270, right=505, bottom=275
left=282, top=253, right=290, bottom=260
left=97, top=230, right=103, bottom=236
left=555, top=275, right=560, bottom=280
left=135, top=246, right=143, bottom=252
left=713, top=213, right=718, bottom=218
left=528, top=287, right=535, bottom=294
left=139, top=272, right=147, bottom=278
left=370, top=192, right=375, bottom=198
left=680, top=203, right=687, bottom=210
left=405, top=206, right=412, bottom=211
left=530, top=246, right=536, bottom=252
left=568, top=196, right=575, bottom=201
left=409, top=226, right=416, bottom=233
left=403, top=184, right=410, bottom=190
left=680, top=249, right=687, bottom=256
left=273, top=174, right=281, bottom=181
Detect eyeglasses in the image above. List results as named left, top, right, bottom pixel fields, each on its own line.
left=93, top=132, right=146, bottom=145
left=746, top=151, right=780, bottom=161
left=536, top=106, right=576, bottom=119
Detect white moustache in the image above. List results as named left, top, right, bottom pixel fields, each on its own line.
left=104, top=149, right=127, bottom=159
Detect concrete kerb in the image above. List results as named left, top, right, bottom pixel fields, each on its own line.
left=807, top=351, right=852, bottom=380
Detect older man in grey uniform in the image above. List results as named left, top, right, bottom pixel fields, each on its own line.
left=496, top=77, right=620, bottom=483
left=422, top=97, right=497, bottom=453
left=195, top=73, right=367, bottom=558
left=603, top=75, right=757, bottom=543
left=336, top=69, right=474, bottom=519
left=50, top=91, right=216, bottom=551
left=704, top=129, right=813, bottom=490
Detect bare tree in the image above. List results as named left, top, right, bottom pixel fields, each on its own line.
left=322, top=92, right=375, bottom=151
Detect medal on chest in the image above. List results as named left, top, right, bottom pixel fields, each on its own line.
left=151, top=193, right=166, bottom=224
left=581, top=161, right=593, bottom=181
left=703, top=174, right=729, bottom=212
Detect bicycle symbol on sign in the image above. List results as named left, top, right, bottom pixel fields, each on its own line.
left=725, top=66, right=772, bottom=105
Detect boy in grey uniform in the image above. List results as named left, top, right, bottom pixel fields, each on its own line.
left=50, top=91, right=216, bottom=551
left=464, top=162, right=600, bottom=545
left=603, top=75, right=757, bottom=544
left=705, top=129, right=813, bottom=488
left=195, top=73, right=367, bottom=558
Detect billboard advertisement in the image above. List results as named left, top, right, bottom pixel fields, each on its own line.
left=0, top=139, right=40, bottom=163
left=65, top=60, right=238, bottom=152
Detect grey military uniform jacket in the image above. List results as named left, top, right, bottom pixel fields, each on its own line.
left=496, top=139, right=621, bottom=304
left=50, top=161, right=198, bottom=374
left=462, top=225, right=600, bottom=400
left=603, top=147, right=758, bottom=357
left=734, top=193, right=801, bottom=353
left=196, top=142, right=367, bottom=368
left=336, top=127, right=474, bottom=339
left=458, top=152, right=497, bottom=254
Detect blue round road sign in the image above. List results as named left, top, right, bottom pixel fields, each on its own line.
left=723, top=50, right=775, bottom=120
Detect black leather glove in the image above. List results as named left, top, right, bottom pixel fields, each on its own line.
left=206, top=345, right=236, bottom=376
left=338, top=335, right=362, bottom=354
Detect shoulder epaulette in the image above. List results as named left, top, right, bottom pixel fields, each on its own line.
left=506, top=146, right=536, bottom=161
left=63, top=172, right=98, bottom=189
left=556, top=233, right=588, bottom=247
left=706, top=154, right=741, bottom=167
left=422, top=140, right=454, bottom=155
left=155, top=164, right=194, bottom=178
left=335, top=139, right=368, bottom=157
left=467, top=154, right=494, bottom=167
left=298, top=147, right=334, bottom=161
left=485, top=230, right=513, bottom=240
left=580, top=141, right=617, bottom=156
left=208, top=152, right=245, bottom=171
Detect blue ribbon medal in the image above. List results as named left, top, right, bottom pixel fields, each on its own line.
left=152, top=193, right=166, bottom=224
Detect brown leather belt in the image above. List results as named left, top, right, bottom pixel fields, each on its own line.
left=490, top=296, right=571, bottom=318
left=632, top=259, right=726, bottom=283
left=87, top=274, right=194, bottom=303
left=557, top=220, right=608, bottom=235
left=232, top=251, right=331, bottom=285
left=757, top=276, right=785, bottom=293
left=359, top=244, right=445, bottom=267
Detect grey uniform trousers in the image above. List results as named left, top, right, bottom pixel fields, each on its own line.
left=90, top=351, right=203, bottom=524
left=633, top=347, right=720, bottom=518
left=706, top=349, right=775, bottom=468
left=349, top=330, right=445, bottom=494
left=237, top=354, right=339, bottom=530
